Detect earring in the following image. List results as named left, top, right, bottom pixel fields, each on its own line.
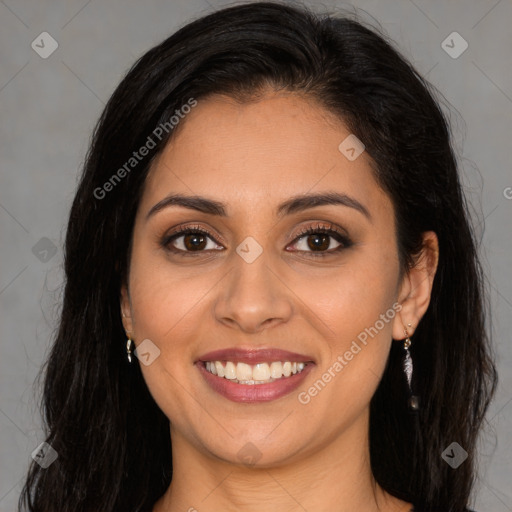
left=403, top=323, right=420, bottom=411
left=126, top=336, right=133, bottom=363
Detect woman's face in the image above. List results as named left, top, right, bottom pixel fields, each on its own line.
left=121, top=91, right=427, bottom=467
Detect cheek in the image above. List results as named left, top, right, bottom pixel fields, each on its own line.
left=302, top=243, right=399, bottom=404
left=127, top=251, right=209, bottom=423
left=305, top=244, right=399, bottom=342
left=126, top=243, right=207, bottom=391
left=128, top=239, right=208, bottom=338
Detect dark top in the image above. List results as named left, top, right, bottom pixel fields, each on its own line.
left=411, top=508, right=477, bottom=511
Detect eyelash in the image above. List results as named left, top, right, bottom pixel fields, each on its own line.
left=160, top=222, right=353, bottom=258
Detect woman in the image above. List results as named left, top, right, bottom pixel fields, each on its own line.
left=19, top=2, right=497, bottom=511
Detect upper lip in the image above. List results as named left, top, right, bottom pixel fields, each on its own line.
left=197, top=347, right=315, bottom=364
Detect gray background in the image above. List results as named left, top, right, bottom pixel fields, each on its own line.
left=0, top=0, right=511, bottom=510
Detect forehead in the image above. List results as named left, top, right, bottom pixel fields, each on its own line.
left=140, top=92, right=392, bottom=220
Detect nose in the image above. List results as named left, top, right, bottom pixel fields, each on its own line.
left=214, top=248, right=294, bottom=334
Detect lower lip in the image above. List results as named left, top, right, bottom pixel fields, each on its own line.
left=196, top=361, right=315, bottom=403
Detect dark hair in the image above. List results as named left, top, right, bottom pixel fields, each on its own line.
left=19, top=2, right=497, bottom=511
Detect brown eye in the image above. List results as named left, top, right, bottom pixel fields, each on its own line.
left=289, top=224, right=353, bottom=257
left=181, top=232, right=208, bottom=251
left=304, top=233, right=332, bottom=252
left=293, top=232, right=342, bottom=253
left=162, top=226, right=223, bottom=254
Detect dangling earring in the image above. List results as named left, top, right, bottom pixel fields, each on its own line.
left=403, top=323, right=420, bottom=411
left=122, top=310, right=133, bottom=364
left=126, top=336, right=133, bottom=363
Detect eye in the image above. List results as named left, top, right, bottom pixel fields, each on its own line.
left=161, top=225, right=223, bottom=255
left=288, top=223, right=353, bottom=257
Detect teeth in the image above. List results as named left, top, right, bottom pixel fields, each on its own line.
left=204, top=360, right=306, bottom=384
left=224, top=361, right=237, bottom=380
left=270, top=362, right=283, bottom=379
left=236, top=362, right=253, bottom=381
left=253, top=363, right=270, bottom=381
left=214, top=361, right=223, bottom=377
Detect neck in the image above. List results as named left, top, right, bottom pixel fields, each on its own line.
left=153, top=411, right=410, bottom=512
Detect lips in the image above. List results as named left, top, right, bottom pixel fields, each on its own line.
left=196, top=359, right=315, bottom=402
left=195, top=347, right=315, bottom=402
left=196, top=347, right=315, bottom=365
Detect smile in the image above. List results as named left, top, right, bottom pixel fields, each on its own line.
left=197, top=360, right=314, bottom=402
left=204, top=360, right=307, bottom=384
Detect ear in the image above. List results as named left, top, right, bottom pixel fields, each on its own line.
left=392, top=231, right=439, bottom=339
left=120, top=282, right=135, bottom=338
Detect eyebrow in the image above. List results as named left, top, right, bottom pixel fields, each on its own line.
left=145, top=191, right=372, bottom=222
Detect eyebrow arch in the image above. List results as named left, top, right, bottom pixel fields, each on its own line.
left=145, top=191, right=372, bottom=222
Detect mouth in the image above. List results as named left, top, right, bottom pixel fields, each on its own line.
left=201, top=360, right=310, bottom=384
left=195, top=347, right=315, bottom=402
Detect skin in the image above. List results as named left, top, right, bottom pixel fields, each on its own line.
left=120, top=90, right=439, bottom=512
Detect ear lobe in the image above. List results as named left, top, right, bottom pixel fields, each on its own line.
left=392, top=231, right=439, bottom=340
